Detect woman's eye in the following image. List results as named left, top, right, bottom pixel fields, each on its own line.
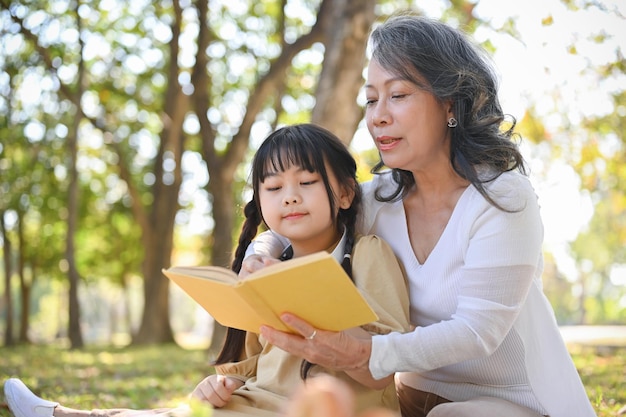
left=391, top=94, right=407, bottom=99
left=365, top=98, right=377, bottom=106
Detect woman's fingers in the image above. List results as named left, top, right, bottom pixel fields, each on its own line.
left=281, top=313, right=319, bottom=340
left=260, top=314, right=371, bottom=372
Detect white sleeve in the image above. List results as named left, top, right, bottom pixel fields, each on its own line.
left=244, top=230, right=290, bottom=259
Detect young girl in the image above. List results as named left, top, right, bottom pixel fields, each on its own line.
left=4, top=123, right=410, bottom=417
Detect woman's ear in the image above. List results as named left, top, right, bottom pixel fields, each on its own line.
left=445, top=99, right=454, bottom=117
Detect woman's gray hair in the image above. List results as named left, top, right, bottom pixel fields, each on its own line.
left=369, top=13, right=526, bottom=211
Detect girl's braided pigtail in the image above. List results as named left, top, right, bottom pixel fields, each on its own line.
left=213, top=200, right=263, bottom=365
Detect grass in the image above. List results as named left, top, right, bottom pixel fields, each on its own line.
left=570, top=345, right=626, bottom=416
left=0, top=344, right=214, bottom=411
left=0, top=344, right=624, bottom=416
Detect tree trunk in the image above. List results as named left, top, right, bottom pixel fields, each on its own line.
left=132, top=103, right=186, bottom=344
left=199, top=0, right=375, bottom=351
left=66, top=91, right=83, bottom=346
left=206, top=175, right=236, bottom=353
left=66, top=108, right=84, bottom=349
left=16, top=222, right=33, bottom=343
left=1, top=212, right=14, bottom=346
left=132, top=0, right=186, bottom=345
left=65, top=2, right=85, bottom=349
left=311, top=0, right=377, bottom=144
left=134, top=225, right=176, bottom=344
left=17, top=212, right=31, bottom=343
left=198, top=0, right=331, bottom=352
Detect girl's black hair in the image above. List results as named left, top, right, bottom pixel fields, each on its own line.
left=214, top=123, right=362, bottom=380
left=369, top=13, right=527, bottom=210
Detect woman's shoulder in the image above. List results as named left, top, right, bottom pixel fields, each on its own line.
left=360, top=171, right=396, bottom=196
left=358, top=172, right=398, bottom=234
left=479, top=169, right=538, bottom=211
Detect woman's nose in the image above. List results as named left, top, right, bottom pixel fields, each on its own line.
left=370, top=102, right=390, bottom=126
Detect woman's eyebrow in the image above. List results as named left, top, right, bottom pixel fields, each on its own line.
left=364, top=76, right=405, bottom=89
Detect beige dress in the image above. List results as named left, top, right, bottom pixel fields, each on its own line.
left=212, top=234, right=411, bottom=415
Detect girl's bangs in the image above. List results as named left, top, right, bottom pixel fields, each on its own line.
left=260, top=139, right=320, bottom=180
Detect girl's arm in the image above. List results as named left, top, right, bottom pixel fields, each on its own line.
left=204, top=332, right=262, bottom=405
left=240, top=231, right=288, bottom=277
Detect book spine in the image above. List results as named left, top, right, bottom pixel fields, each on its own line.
left=236, top=283, right=290, bottom=332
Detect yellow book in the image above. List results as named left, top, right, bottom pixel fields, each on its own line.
left=162, top=251, right=378, bottom=334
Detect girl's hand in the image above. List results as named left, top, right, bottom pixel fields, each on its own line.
left=190, top=374, right=243, bottom=407
left=260, top=314, right=373, bottom=381
left=239, top=255, right=280, bottom=278
left=282, top=375, right=398, bottom=417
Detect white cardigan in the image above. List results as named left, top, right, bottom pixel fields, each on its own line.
left=249, top=170, right=596, bottom=417
left=363, top=171, right=595, bottom=417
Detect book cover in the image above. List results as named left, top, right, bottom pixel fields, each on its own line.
left=162, top=251, right=378, bottom=334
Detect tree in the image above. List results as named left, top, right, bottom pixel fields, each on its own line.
left=0, top=0, right=382, bottom=347
left=191, top=0, right=378, bottom=351
left=5, top=0, right=621, bottom=348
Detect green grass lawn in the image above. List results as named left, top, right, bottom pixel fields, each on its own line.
left=0, top=344, right=624, bottom=416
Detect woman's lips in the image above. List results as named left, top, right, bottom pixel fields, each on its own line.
left=377, top=136, right=401, bottom=151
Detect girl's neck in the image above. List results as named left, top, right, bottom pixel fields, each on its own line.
left=290, top=231, right=342, bottom=258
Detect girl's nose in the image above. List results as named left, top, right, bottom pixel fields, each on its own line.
left=283, top=194, right=301, bottom=206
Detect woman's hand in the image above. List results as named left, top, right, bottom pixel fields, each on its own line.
left=190, top=374, right=244, bottom=407
left=260, top=313, right=381, bottom=387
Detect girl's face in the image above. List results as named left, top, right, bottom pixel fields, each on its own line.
left=259, top=162, right=353, bottom=257
left=364, top=59, right=453, bottom=173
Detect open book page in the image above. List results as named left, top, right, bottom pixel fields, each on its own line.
left=163, top=251, right=378, bottom=333
left=165, top=265, right=237, bottom=283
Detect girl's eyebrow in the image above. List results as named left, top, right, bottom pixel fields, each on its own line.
left=263, top=166, right=307, bottom=178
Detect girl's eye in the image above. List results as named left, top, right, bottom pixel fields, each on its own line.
left=301, top=180, right=318, bottom=186
left=262, top=183, right=281, bottom=191
left=365, top=98, right=377, bottom=106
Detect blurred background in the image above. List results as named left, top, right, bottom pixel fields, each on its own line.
left=0, top=0, right=624, bottom=353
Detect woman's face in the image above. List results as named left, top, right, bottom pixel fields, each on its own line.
left=364, top=59, right=453, bottom=173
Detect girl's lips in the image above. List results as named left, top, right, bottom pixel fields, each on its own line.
left=284, top=212, right=306, bottom=220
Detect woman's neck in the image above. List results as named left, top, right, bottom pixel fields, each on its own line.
left=408, top=164, right=469, bottom=208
